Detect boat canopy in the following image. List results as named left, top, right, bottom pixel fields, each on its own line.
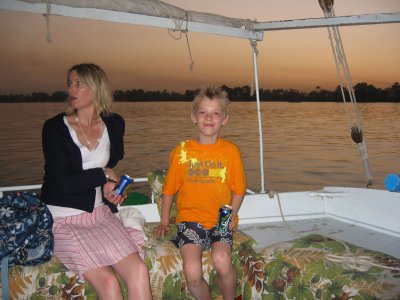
left=2, top=0, right=400, bottom=41
left=1, top=0, right=263, bottom=40
left=21, top=0, right=252, bottom=28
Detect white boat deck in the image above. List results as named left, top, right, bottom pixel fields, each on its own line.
left=239, top=217, right=400, bottom=259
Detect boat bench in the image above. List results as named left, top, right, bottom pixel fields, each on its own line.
left=2, top=228, right=400, bottom=299
left=1, top=221, right=258, bottom=299
left=1, top=170, right=400, bottom=299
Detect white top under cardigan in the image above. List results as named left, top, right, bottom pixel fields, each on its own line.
left=47, top=116, right=110, bottom=219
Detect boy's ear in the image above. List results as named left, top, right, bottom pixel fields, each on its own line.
left=222, top=114, right=229, bottom=125
left=191, top=113, right=197, bottom=124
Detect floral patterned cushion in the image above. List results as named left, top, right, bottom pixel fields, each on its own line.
left=3, top=233, right=400, bottom=300
left=143, top=222, right=257, bottom=299
left=1, top=222, right=257, bottom=300
left=246, top=234, right=400, bottom=300
left=147, top=170, right=177, bottom=223
left=4, top=257, right=98, bottom=299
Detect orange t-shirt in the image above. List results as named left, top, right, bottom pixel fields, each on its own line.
left=162, top=138, right=247, bottom=229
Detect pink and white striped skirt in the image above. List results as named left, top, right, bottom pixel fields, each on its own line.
left=52, top=205, right=145, bottom=276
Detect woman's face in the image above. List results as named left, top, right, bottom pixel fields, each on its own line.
left=67, top=70, right=94, bottom=111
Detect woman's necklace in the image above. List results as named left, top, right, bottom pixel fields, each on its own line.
left=75, top=117, right=103, bottom=151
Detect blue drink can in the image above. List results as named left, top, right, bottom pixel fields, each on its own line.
left=217, top=205, right=233, bottom=233
left=113, top=174, right=134, bottom=196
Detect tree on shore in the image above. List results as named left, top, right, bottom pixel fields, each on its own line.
left=0, top=82, right=399, bottom=103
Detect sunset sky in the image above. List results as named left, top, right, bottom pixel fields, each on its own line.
left=0, top=0, right=399, bottom=95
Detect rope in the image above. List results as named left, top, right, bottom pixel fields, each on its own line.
left=44, top=1, right=52, bottom=43
left=168, top=12, right=195, bottom=71
left=320, top=1, right=373, bottom=187
left=250, top=40, right=257, bottom=97
left=184, top=12, right=194, bottom=71
left=270, top=190, right=301, bottom=237
left=250, top=40, right=266, bottom=193
left=326, top=254, right=400, bottom=272
left=167, top=18, right=184, bottom=40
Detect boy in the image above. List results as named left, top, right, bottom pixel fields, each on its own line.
left=155, top=86, right=246, bottom=300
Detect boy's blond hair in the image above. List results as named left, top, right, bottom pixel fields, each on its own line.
left=66, top=63, right=113, bottom=117
left=192, top=86, right=230, bottom=117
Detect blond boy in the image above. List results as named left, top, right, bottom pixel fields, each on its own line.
left=155, top=86, right=246, bottom=300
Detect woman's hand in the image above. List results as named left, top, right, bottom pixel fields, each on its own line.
left=154, top=223, right=171, bottom=238
left=104, top=167, right=120, bottom=183
left=103, top=181, right=126, bottom=205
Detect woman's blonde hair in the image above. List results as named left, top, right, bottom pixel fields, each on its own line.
left=192, top=86, right=230, bottom=117
left=66, top=63, right=113, bottom=117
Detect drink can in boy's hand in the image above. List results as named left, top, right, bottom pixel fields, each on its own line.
left=113, top=174, right=134, bottom=196
left=217, top=205, right=233, bottom=233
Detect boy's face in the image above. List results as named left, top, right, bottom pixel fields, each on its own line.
left=191, top=97, right=229, bottom=143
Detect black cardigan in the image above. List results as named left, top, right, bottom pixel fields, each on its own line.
left=41, top=112, right=125, bottom=213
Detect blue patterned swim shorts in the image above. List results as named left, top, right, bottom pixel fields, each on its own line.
left=171, top=222, right=233, bottom=251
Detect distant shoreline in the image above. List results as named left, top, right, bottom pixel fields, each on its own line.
left=1, top=82, right=399, bottom=103
left=1, top=99, right=399, bottom=103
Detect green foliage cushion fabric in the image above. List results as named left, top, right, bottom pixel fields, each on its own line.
left=252, top=234, right=400, bottom=300
left=1, top=223, right=257, bottom=300
left=3, top=233, right=400, bottom=300
left=147, top=170, right=177, bottom=223
left=143, top=222, right=258, bottom=300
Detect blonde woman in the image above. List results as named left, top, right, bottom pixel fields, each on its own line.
left=41, top=63, right=152, bottom=299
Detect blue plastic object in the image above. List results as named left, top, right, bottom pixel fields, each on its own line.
left=384, top=174, right=400, bottom=192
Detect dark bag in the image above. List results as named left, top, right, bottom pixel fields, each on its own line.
left=0, top=191, right=54, bottom=300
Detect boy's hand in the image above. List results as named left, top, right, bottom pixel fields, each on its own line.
left=228, top=220, right=237, bottom=232
left=154, top=223, right=171, bottom=238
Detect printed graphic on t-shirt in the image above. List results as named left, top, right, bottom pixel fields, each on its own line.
left=178, top=141, right=227, bottom=184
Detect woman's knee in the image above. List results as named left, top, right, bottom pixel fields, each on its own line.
left=84, top=270, right=121, bottom=295
left=101, top=274, right=121, bottom=290
left=115, top=253, right=149, bottom=276
left=134, top=260, right=150, bottom=279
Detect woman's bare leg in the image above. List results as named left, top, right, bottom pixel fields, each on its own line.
left=113, top=253, right=153, bottom=300
left=83, top=266, right=123, bottom=300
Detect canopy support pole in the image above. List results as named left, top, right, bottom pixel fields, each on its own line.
left=251, top=40, right=266, bottom=193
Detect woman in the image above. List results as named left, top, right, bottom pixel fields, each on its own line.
left=41, top=63, right=152, bottom=299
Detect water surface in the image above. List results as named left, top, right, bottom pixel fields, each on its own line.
left=0, top=102, right=399, bottom=193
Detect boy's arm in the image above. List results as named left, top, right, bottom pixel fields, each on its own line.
left=229, top=192, right=245, bottom=231
left=160, top=194, right=174, bottom=225
left=154, top=193, right=175, bottom=238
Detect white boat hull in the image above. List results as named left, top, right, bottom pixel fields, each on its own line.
left=131, top=187, right=400, bottom=238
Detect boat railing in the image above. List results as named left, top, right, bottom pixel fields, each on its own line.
left=0, top=177, right=155, bottom=201
left=0, top=184, right=43, bottom=197
left=0, top=179, right=257, bottom=200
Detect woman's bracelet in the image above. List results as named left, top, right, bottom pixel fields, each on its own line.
left=104, top=168, right=118, bottom=183
left=103, top=168, right=110, bottom=180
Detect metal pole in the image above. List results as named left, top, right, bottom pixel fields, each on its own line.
left=251, top=40, right=266, bottom=193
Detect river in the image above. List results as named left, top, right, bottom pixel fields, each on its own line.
left=0, top=101, right=399, bottom=194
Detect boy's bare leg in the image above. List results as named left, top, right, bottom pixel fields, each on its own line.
left=211, top=242, right=237, bottom=300
left=180, top=244, right=212, bottom=300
